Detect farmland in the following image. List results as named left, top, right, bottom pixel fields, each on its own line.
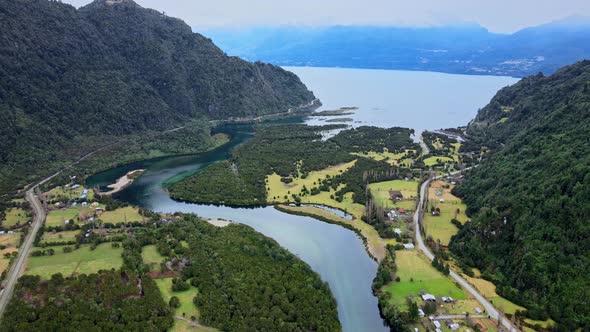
left=142, top=244, right=165, bottom=269
left=423, top=180, right=469, bottom=245
left=1, top=208, right=29, bottom=228
left=155, top=277, right=200, bottom=319
left=367, top=179, right=418, bottom=211
left=383, top=250, right=466, bottom=310
left=40, top=230, right=80, bottom=245
left=25, top=243, right=123, bottom=279
left=98, top=206, right=144, bottom=224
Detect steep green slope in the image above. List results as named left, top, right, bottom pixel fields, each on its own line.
left=450, top=61, right=590, bottom=329
left=0, top=0, right=314, bottom=194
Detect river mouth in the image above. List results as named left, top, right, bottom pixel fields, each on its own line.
left=86, top=122, right=388, bottom=332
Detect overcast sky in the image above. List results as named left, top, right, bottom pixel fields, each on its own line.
left=63, top=0, right=590, bottom=33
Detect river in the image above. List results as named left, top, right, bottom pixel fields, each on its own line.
left=87, top=68, right=518, bottom=332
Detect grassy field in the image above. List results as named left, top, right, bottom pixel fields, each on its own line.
left=40, top=230, right=80, bottom=244
left=98, top=206, right=143, bottom=224
left=383, top=250, right=466, bottom=309
left=489, top=296, right=525, bottom=315
left=0, top=233, right=20, bottom=249
left=156, top=277, right=200, bottom=319
left=424, top=156, right=454, bottom=167
left=2, top=208, right=29, bottom=228
left=350, top=149, right=413, bottom=166
left=367, top=179, right=418, bottom=210
left=45, top=208, right=80, bottom=227
left=277, top=204, right=394, bottom=261
left=45, top=185, right=95, bottom=201
left=26, top=243, right=123, bottom=278
left=142, top=244, right=165, bottom=269
left=266, top=160, right=356, bottom=202
left=423, top=180, right=469, bottom=245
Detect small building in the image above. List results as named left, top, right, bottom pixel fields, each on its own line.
left=72, top=202, right=78, bottom=207
left=398, top=208, right=406, bottom=214
left=7, top=231, right=14, bottom=235
left=389, top=190, right=403, bottom=200
left=0, top=231, right=5, bottom=235
left=432, top=320, right=441, bottom=329
left=394, top=228, right=402, bottom=235
left=403, top=243, right=415, bottom=250
left=81, top=202, right=87, bottom=207
left=71, top=184, right=81, bottom=189
left=449, top=323, right=460, bottom=331
left=441, top=296, right=454, bottom=303
left=439, top=198, right=445, bottom=203
left=474, top=307, right=483, bottom=314
left=422, top=293, right=436, bottom=302
left=432, top=210, right=440, bottom=216
left=418, top=309, right=425, bottom=318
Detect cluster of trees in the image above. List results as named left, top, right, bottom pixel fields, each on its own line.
left=422, top=131, right=459, bottom=157
left=156, top=215, right=341, bottom=331
left=170, top=124, right=418, bottom=207
left=450, top=61, right=590, bottom=330
left=1, top=270, right=173, bottom=331
left=0, top=0, right=314, bottom=195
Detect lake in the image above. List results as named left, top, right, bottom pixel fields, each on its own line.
left=287, top=66, right=518, bottom=135
left=87, top=68, right=518, bottom=332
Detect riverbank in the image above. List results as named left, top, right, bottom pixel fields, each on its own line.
left=275, top=204, right=391, bottom=262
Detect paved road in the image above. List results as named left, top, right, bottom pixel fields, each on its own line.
left=0, top=187, right=46, bottom=318
left=413, top=171, right=518, bottom=332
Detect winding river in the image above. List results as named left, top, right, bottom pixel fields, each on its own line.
left=87, top=68, right=519, bottom=332
left=87, top=122, right=387, bottom=332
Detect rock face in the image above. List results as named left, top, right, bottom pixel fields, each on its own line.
left=0, top=0, right=314, bottom=192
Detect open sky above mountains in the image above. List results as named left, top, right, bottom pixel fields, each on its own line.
left=63, top=0, right=589, bottom=33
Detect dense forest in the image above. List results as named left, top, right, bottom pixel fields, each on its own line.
left=450, top=61, right=590, bottom=330
left=148, top=215, right=340, bottom=331
left=169, top=125, right=418, bottom=205
left=1, top=271, right=173, bottom=331
left=0, top=0, right=314, bottom=195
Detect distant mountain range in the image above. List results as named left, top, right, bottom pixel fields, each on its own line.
left=204, top=18, right=590, bottom=77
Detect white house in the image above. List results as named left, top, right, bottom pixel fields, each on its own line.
left=449, top=323, right=460, bottom=330
left=394, top=228, right=402, bottom=235
left=433, top=320, right=441, bottom=329
left=422, top=293, right=436, bottom=302
left=418, top=309, right=425, bottom=318
left=403, top=243, right=415, bottom=249
left=474, top=307, right=483, bottom=314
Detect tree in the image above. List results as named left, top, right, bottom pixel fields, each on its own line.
left=423, top=301, right=437, bottom=315
left=407, top=300, right=420, bottom=322
left=169, top=296, right=180, bottom=308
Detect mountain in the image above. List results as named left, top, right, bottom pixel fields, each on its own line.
left=204, top=19, right=590, bottom=77
left=0, top=0, right=314, bottom=194
left=450, top=61, right=590, bottom=330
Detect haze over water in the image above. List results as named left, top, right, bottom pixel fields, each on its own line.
left=288, top=66, right=519, bottom=135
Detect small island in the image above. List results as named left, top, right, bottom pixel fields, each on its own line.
left=99, top=169, right=145, bottom=195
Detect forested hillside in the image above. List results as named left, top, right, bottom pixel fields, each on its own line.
left=450, top=61, right=590, bottom=330
left=0, top=0, right=314, bottom=194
